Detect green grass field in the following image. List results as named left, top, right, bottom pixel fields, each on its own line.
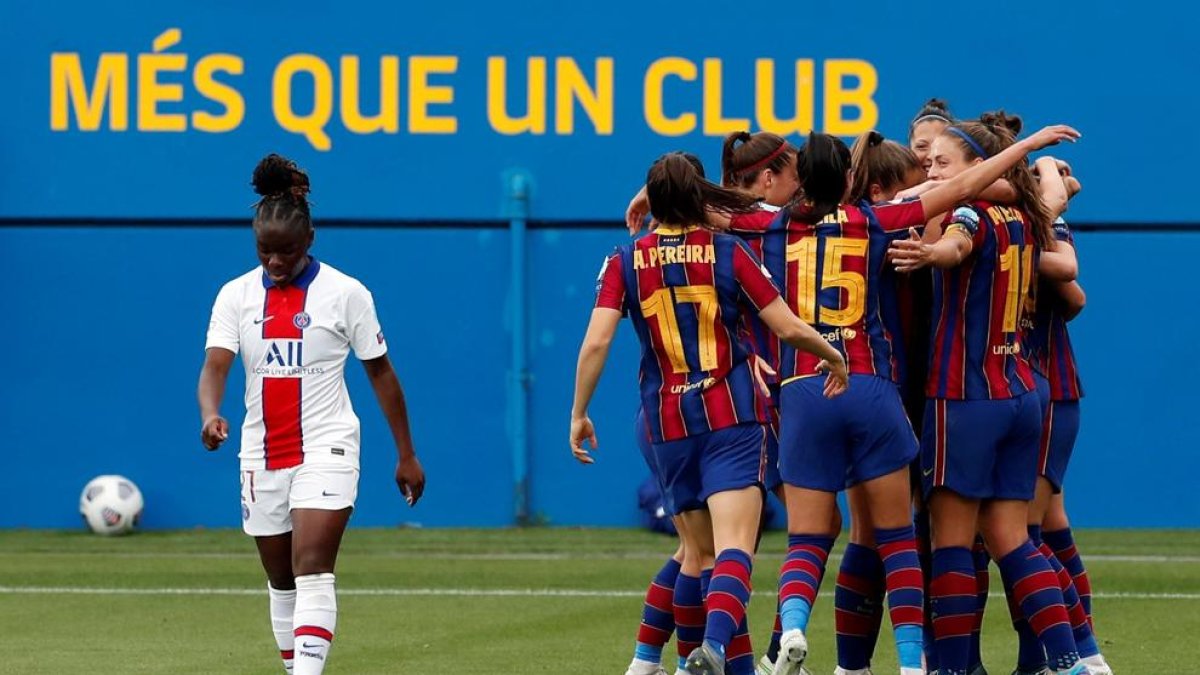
left=1, top=528, right=1196, bottom=673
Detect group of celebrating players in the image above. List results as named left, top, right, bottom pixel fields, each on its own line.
left=570, top=99, right=1108, bottom=675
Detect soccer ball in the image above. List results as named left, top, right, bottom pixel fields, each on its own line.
left=79, top=475, right=144, bottom=535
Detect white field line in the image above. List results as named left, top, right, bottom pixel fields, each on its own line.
left=1, top=586, right=1197, bottom=600
left=5, top=551, right=1200, bottom=563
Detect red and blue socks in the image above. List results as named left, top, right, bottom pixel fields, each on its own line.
left=834, top=542, right=886, bottom=671
left=673, top=572, right=705, bottom=670
left=996, top=541, right=1080, bottom=672
left=969, top=536, right=990, bottom=671
left=929, top=546, right=977, bottom=675
left=915, top=508, right=938, bottom=672
left=704, top=549, right=754, bottom=660
left=1038, top=542, right=1099, bottom=659
left=765, top=604, right=783, bottom=664
left=268, top=583, right=296, bottom=673
left=632, top=557, right=680, bottom=669
left=293, top=573, right=337, bottom=675
left=1043, top=527, right=1093, bottom=625
left=727, top=617, right=755, bottom=675
left=779, top=534, right=834, bottom=634
left=877, top=526, right=925, bottom=671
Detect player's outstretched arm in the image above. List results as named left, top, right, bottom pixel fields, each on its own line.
left=363, top=355, right=425, bottom=507
left=571, top=308, right=622, bottom=463
left=916, top=125, right=1081, bottom=220
left=198, top=347, right=235, bottom=450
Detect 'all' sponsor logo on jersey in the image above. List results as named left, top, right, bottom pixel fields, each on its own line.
left=266, top=341, right=304, bottom=367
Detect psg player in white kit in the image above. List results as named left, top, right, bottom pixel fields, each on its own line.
left=197, top=154, right=425, bottom=675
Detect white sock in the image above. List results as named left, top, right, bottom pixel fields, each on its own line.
left=1083, top=654, right=1109, bottom=667
left=268, top=584, right=296, bottom=673
left=626, top=658, right=661, bottom=675
left=293, top=573, right=337, bottom=675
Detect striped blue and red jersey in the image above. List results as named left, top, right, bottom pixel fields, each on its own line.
left=595, top=226, right=781, bottom=443
left=731, top=204, right=785, bottom=374
left=1023, top=218, right=1084, bottom=400
left=927, top=201, right=1038, bottom=400
left=730, top=200, right=927, bottom=383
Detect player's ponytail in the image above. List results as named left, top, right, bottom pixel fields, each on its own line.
left=646, top=152, right=759, bottom=226
left=721, top=131, right=795, bottom=189
left=252, top=153, right=312, bottom=233
left=847, top=131, right=921, bottom=204
left=792, top=132, right=851, bottom=223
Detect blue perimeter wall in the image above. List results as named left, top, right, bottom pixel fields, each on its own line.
left=1, top=225, right=1196, bottom=529
left=2, top=0, right=1198, bottom=529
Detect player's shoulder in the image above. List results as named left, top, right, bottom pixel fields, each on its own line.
left=217, top=266, right=264, bottom=297
left=311, top=261, right=369, bottom=295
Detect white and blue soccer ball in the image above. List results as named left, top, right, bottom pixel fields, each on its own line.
left=79, top=475, right=144, bottom=535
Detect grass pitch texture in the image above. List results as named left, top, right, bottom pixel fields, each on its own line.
left=1, top=528, right=1195, bottom=673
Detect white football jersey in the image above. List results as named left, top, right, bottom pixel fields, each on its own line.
left=205, top=259, right=387, bottom=470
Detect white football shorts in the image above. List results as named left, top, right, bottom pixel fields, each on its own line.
left=240, top=463, right=359, bottom=536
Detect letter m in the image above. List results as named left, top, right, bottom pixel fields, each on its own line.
left=50, top=53, right=129, bottom=131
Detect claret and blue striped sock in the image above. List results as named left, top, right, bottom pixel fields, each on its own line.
left=876, top=525, right=925, bottom=672
left=1038, top=542, right=1099, bottom=659
left=703, top=549, right=754, bottom=658
left=929, top=546, right=976, bottom=675
left=726, top=616, right=755, bottom=675
left=673, top=573, right=705, bottom=670
left=968, top=536, right=990, bottom=670
left=834, top=542, right=885, bottom=671
left=997, top=540, right=1080, bottom=672
left=630, top=557, right=680, bottom=670
left=779, top=534, right=834, bottom=634
left=1043, top=528, right=1093, bottom=626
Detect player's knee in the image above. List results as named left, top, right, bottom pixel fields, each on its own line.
left=291, top=549, right=335, bottom=576
left=980, top=521, right=1026, bottom=560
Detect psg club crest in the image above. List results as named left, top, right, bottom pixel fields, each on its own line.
left=293, top=312, right=312, bottom=330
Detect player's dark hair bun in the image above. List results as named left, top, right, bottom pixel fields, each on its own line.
left=911, top=98, right=954, bottom=125
left=252, top=154, right=310, bottom=201
left=922, top=98, right=951, bottom=115
left=979, top=110, right=1022, bottom=137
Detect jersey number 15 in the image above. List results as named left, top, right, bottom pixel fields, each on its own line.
left=787, top=236, right=868, bottom=327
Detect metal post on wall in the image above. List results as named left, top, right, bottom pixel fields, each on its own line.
left=504, top=169, right=532, bottom=525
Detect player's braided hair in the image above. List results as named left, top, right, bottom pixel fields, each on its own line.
left=945, top=112, right=1053, bottom=251
left=252, top=154, right=312, bottom=232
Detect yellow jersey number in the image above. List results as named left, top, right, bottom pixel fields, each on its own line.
left=998, top=244, right=1034, bottom=332
left=785, top=236, right=868, bottom=326
left=640, top=286, right=719, bottom=374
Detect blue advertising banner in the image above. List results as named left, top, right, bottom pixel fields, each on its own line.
left=0, top=1, right=1194, bottom=222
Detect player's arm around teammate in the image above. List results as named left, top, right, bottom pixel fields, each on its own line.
left=572, top=153, right=846, bottom=675
left=890, top=116, right=1097, bottom=675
